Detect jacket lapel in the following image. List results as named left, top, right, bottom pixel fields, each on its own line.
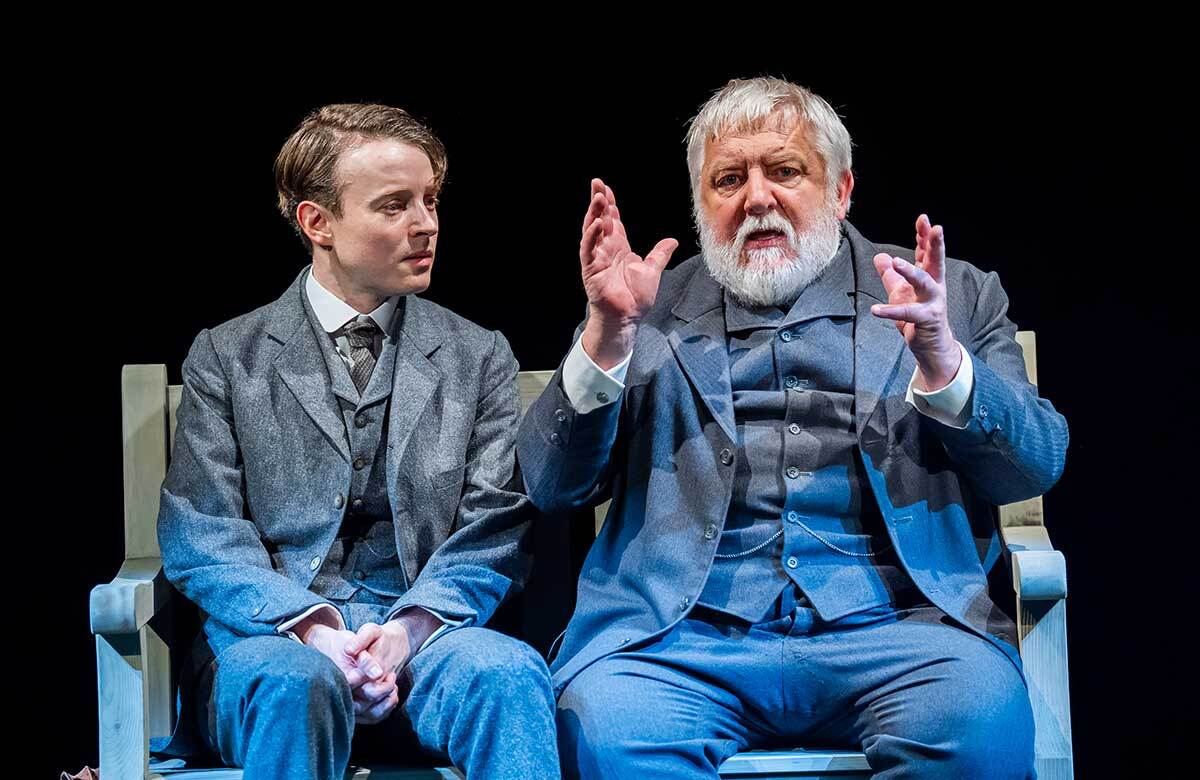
left=385, top=296, right=443, bottom=579
left=268, top=269, right=352, bottom=463
left=385, top=295, right=443, bottom=488
left=668, top=267, right=737, bottom=443
left=847, top=221, right=908, bottom=440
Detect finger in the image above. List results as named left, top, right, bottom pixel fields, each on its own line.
left=645, top=238, right=679, bottom=273
left=357, top=672, right=398, bottom=704
left=342, top=665, right=367, bottom=689
left=580, top=214, right=604, bottom=264
left=914, top=214, right=930, bottom=264
left=361, top=686, right=400, bottom=724
left=353, top=649, right=385, bottom=681
left=872, top=253, right=908, bottom=298
left=926, top=224, right=946, bottom=284
left=344, top=622, right=382, bottom=657
left=610, top=205, right=628, bottom=241
left=871, top=303, right=928, bottom=323
left=604, top=183, right=617, bottom=209
left=915, top=213, right=931, bottom=242
left=582, top=191, right=605, bottom=234
left=352, top=677, right=396, bottom=711
left=889, top=256, right=938, bottom=297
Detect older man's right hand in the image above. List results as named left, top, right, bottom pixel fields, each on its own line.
left=579, top=178, right=677, bottom=369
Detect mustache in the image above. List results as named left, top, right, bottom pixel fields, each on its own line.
left=734, top=213, right=796, bottom=245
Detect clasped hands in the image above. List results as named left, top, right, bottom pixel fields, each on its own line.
left=302, top=610, right=441, bottom=724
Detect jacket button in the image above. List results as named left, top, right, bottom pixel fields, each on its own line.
left=785, top=375, right=799, bottom=388
left=679, top=597, right=690, bottom=611
left=354, top=414, right=369, bottom=428
left=549, top=432, right=562, bottom=445
left=786, top=511, right=800, bottom=523
left=786, top=466, right=801, bottom=479
left=979, top=405, right=989, bottom=418
left=353, top=456, right=366, bottom=470
left=720, top=448, right=733, bottom=465
left=788, top=423, right=801, bottom=435
left=334, top=494, right=345, bottom=509
left=780, top=330, right=793, bottom=342
left=704, top=523, right=718, bottom=540
left=555, top=408, right=567, bottom=422
left=596, top=391, right=609, bottom=404
left=310, top=556, right=321, bottom=570
left=786, top=556, right=799, bottom=569
left=351, top=498, right=364, bottom=511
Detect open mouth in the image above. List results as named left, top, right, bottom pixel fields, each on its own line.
left=745, top=229, right=786, bottom=246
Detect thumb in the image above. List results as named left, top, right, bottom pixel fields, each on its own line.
left=345, top=622, right=382, bottom=656
left=645, top=238, right=679, bottom=273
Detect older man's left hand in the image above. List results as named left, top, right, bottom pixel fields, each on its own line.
left=870, top=214, right=962, bottom=391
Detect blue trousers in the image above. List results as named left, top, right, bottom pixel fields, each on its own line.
left=557, top=603, right=1034, bottom=779
left=204, top=627, right=559, bottom=780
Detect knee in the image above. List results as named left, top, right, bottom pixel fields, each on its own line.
left=444, top=630, right=552, bottom=704
left=232, top=639, right=353, bottom=721
left=555, top=671, right=632, bottom=763
left=942, top=687, right=1035, bottom=778
left=873, top=669, right=1035, bottom=778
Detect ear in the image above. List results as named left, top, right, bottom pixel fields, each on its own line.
left=297, top=200, right=335, bottom=251
left=835, top=169, right=855, bottom=220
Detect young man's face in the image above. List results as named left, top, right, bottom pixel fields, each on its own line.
left=323, top=139, right=440, bottom=298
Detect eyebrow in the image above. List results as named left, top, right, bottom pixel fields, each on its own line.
left=368, top=187, right=439, bottom=207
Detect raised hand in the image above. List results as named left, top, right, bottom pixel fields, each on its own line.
left=578, top=178, right=677, bottom=369
left=870, top=214, right=962, bottom=390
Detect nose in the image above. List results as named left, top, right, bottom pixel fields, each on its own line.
left=742, top=168, right=775, bottom=217
left=411, top=201, right=438, bottom=237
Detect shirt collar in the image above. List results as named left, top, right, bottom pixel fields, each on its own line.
left=304, top=266, right=399, bottom=336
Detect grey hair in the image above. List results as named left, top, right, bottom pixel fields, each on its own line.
left=685, top=77, right=853, bottom=202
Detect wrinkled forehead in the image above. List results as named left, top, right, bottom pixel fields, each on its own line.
left=704, top=114, right=819, bottom=168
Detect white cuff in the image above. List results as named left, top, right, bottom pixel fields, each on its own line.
left=391, top=606, right=468, bottom=654
left=563, top=338, right=630, bottom=414
left=906, top=341, right=974, bottom=429
left=278, top=603, right=345, bottom=644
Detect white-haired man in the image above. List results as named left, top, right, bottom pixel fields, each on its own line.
left=517, top=78, right=1068, bottom=779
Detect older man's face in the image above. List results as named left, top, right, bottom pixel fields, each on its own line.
left=698, top=121, right=850, bottom=264
left=324, top=139, right=440, bottom=298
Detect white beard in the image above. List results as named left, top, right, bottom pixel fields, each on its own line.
left=697, top=196, right=843, bottom=308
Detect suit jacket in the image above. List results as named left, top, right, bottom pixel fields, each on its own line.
left=517, top=221, right=1069, bottom=697
left=157, top=267, right=534, bottom=660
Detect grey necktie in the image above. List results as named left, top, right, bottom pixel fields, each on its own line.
left=339, top=316, right=382, bottom=396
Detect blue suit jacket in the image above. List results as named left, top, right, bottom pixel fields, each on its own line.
left=517, top=221, right=1068, bottom=696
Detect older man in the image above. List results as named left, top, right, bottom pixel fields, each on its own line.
left=518, top=78, right=1067, bottom=778
left=156, top=104, right=558, bottom=780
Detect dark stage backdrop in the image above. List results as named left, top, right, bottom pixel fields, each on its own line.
left=41, top=57, right=1186, bottom=778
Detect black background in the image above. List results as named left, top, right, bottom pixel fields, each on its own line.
left=37, top=46, right=1188, bottom=778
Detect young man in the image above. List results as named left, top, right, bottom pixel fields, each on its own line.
left=157, top=104, right=558, bottom=780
